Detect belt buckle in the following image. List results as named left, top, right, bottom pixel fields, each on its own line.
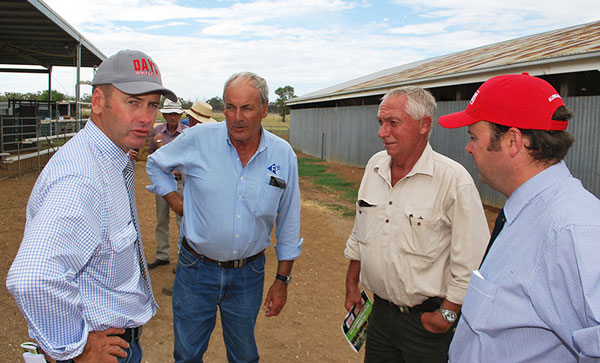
left=398, top=305, right=409, bottom=313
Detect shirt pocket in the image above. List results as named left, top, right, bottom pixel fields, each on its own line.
left=401, top=206, right=448, bottom=259
left=257, top=174, right=285, bottom=220
left=109, top=221, right=138, bottom=254
left=460, top=271, right=498, bottom=331
left=354, top=199, right=378, bottom=244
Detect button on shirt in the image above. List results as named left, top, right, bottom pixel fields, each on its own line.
left=146, top=122, right=302, bottom=261
left=450, top=161, right=600, bottom=362
left=6, top=121, right=156, bottom=361
left=344, top=144, right=490, bottom=306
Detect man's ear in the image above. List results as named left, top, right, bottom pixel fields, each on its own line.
left=91, top=87, right=105, bottom=116
left=505, top=127, right=524, bottom=158
left=419, top=116, right=432, bottom=136
left=261, top=99, right=269, bottom=119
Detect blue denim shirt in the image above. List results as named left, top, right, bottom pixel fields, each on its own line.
left=146, top=122, right=302, bottom=261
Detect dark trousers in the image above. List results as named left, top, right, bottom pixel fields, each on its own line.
left=365, top=295, right=454, bottom=363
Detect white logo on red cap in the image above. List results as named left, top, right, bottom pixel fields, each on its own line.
left=548, top=93, right=561, bottom=102
left=469, top=90, right=480, bottom=105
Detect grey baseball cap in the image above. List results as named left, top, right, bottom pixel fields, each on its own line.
left=92, top=49, right=177, bottom=101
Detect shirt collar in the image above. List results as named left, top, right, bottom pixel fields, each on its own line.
left=504, top=161, right=571, bottom=226
left=159, top=122, right=186, bottom=135
left=373, top=142, right=434, bottom=181
left=86, top=119, right=131, bottom=172
left=225, top=125, right=268, bottom=154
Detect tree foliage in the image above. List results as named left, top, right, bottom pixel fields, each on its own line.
left=207, top=96, right=224, bottom=112
left=0, top=90, right=73, bottom=102
left=275, top=85, right=296, bottom=122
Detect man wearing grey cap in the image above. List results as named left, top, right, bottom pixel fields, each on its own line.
left=6, top=49, right=176, bottom=362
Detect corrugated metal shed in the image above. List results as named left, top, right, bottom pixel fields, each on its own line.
left=289, top=21, right=600, bottom=105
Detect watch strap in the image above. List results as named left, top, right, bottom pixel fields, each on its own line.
left=275, top=273, right=291, bottom=284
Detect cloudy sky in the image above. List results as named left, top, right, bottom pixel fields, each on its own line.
left=2, top=0, right=600, bottom=102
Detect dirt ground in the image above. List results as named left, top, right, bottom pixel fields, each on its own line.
left=0, top=152, right=496, bottom=363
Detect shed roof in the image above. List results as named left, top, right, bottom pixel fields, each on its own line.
left=0, top=0, right=105, bottom=70
left=289, top=21, right=600, bottom=106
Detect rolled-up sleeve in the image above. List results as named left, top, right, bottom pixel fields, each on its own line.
left=273, top=150, right=303, bottom=260
left=446, top=183, right=490, bottom=304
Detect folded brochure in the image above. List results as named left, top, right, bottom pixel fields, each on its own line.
left=341, top=290, right=372, bottom=352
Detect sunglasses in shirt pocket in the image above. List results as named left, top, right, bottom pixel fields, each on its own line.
left=269, top=175, right=286, bottom=189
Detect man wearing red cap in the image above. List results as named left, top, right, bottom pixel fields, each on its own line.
left=439, top=73, right=600, bottom=361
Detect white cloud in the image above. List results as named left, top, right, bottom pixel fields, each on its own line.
left=2, top=0, right=599, bottom=101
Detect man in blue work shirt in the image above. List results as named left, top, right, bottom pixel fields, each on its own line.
left=7, top=49, right=177, bottom=362
left=146, top=71, right=302, bottom=362
left=439, top=73, right=600, bottom=362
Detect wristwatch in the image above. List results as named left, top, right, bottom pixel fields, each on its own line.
left=275, top=273, right=292, bottom=284
left=439, top=307, right=457, bottom=324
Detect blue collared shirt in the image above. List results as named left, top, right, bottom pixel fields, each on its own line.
left=450, top=162, right=600, bottom=362
left=6, top=121, right=157, bottom=361
left=146, top=122, right=302, bottom=261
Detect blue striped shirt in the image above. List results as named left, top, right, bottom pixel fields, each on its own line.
left=450, top=162, right=600, bottom=362
left=6, top=121, right=157, bottom=361
left=146, top=122, right=302, bottom=261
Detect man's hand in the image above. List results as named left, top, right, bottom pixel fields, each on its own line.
left=152, top=134, right=164, bottom=148
left=127, top=149, right=140, bottom=161
left=421, top=311, right=454, bottom=333
left=263, top=280, right=287, bottom=317
left=420, top=300, right=461, bottom=334
left=73, top=328, right=129, bottom=362
left=263, top=260, right=294, bottom=317
left=345, top=260, right=363, bottom=311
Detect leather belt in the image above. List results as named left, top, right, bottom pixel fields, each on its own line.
left=375, top=295, right=442, bottom=314
left=114, top=327, right=142, bottom=342
left=182, top=237, right=264, bottom=268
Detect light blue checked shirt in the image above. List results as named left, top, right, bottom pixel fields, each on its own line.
left=146, top=122, right=302, bottom=261
left=6, top=121, right=157, bottom=361
left=449, top=162, right=600, bottom=362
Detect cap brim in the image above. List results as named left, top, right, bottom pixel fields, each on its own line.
left=113, top=81, right=177, bottom=102
left=438, top=110, right=481, bottom=129
left=160, top=109, right=184, bottom=114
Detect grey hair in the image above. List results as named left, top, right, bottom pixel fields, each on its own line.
left=381, top=86, right=437, bottom=121
left=223, top=72, right=269, bottom=105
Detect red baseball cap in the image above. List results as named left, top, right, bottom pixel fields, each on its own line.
left=438, top=73, right=567, bottom=130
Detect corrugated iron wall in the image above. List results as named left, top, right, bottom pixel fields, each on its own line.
left=289, top=96, right=600, bottom=207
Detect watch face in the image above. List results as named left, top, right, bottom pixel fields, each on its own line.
left=440, top=308, right=457, bottom=323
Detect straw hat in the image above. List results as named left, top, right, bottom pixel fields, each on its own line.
left=186, top=101, right=217, bottom=123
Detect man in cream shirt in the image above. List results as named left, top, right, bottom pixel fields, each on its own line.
left=344, top=86, right=489, bottom=363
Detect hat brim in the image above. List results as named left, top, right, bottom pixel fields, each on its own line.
left=186, top=109, right=217, bottom=123
left=113, top=81, right=178, bottom=102
left=160, top=109, right=184, bottom=114
left=438, top=110, right=481, bottom=129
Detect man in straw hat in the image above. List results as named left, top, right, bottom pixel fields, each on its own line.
left=7, top=49, right=176, bottom=362
left=438, top=73, right=600, bottom=362
left=184, top=101, right=217, bottom=127
left=146, top=99, right=188, bottom=269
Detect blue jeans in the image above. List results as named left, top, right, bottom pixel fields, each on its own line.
left=172, top=243, right=265, bottom=362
